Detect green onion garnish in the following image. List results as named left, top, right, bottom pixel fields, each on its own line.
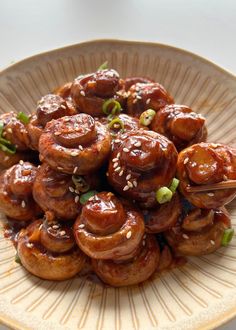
left=221, top=228, right=234, bottom=247
left=156, top=187, right=173, bottom=204
left=17, top=111, right=30, bottom=124
left=0, top=142, right=16, bottom=154
left=72, top=175, right=90, bottom=193
left=108, top=117, right=125, bottom=134
left=15, top=252, right=21, bottom=264
left=139, top=109, right=156, bottom=126
left=169, top=178, right=180, bottom=193
left=80, top=190, right=98, bottom=205
left=102, top=99, right=121, bottom=116
left=0, top=121, right=4, bottom=137
left=97, top=61, right=108, bottom=71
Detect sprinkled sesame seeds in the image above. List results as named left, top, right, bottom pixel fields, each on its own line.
left=146, top=98, right=151, bottom=104
left=126, top=174, right=131, bottom=180
left=119, top=169, right=124, bottom=176
left=123, top=148, right=129, bottom=152
left=127, top=181, right=133, bottom=188
left=106, top=172, right=109, bottom=177
left=207, top=193, right=214, bottom=197
left=133, top=180, right=138, bottom=187
left=78, top=145, right=83, bottom=151
left=182, top=234, right=189, bottom=239
left=136, top=95, right=142, bottom=99
left=7, top=128, right=12, bottom=133
left=210, top=240, right=215, bottom=245
left=114, top=139, right=121, bottom=143
left=75, top=195, right=80, bottom=203
left=113, top=162, right=119, bottom=168
left=112, top=158, right=119, bottom=162
left=142, top=240, right=146, bottom=246
left=59, top=230, right=66, bottom=236
left=61, top=105, right=67, bottom=109
left=73, top=167, right=78, bottom=174
left=126, top=231, right=132, bottom=239
left=4, top=156, right=9, bottom=161
left=117, top=152, right=121, bottom=158
left=133, top=99, right=137, bottom=104
left=21, top=200, right=26, bottom=208
left=19, top=160, right=24, bottom=165
left=52, top=225, right=59, bottom=229
left=57, top=166, right=63, bottom=171
left=114, top=166, right=121, bottom=172
left=54, top=131, right=61, bottom=136
left=78, top=224, right=85, bottom=228
left=184, top=158, right=189, bottom=165
left=223, top=175, right=228, bottom=181
left=71, top=151, right=79, bottom=156
left=123, top=185, right=129, bottom=191
left=134, top=141, right=141, bottom=147
left=26, top=242, right=33, bottom=248
left=80, top=90, right=85, bottom=96
left=69, top=186, right=75, bottom=193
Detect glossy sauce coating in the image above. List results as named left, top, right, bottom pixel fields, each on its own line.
left=39, top=113, right=111, bottom=175
left=17, top=219, right=86, bottom=280
left=0, top=162, right=41, bottom=221
left=124, top=77, right=154, bottom=91
left=127, top=82, right=174, bottom=118
left=71, top=69, right=124, bottom=116
left=108, top=129, right=178, bottom=208
left=177, top=143, right=236, bottom=208
left=150, top=104, right=207, bottom=151
left=74, top=192, right=145, bottom=260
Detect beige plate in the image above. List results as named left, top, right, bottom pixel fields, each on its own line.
left=0, top=39, right=236, bottom=330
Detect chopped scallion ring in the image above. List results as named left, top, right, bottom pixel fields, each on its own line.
left=108, top=117, right=125, bottom=134
left=169, top=178, right=180, bottom=193
left=139, top=109, right=156, bottom=126
left=102, top=99, right=121, bottom=116
left=15, top=252, right=21, bottom=264
left=97, top=61, right=108, bottom=71
left=0, top=121, right=4, bottom=137
left=0, top=143, right=16, bottom=154
left=17, top=111, right=30, bottom=124
left=221, top=228, right=234, bottom=247
left=80, top=190, right=98, bottom=205
left=156, top=187, right=173, bottom=204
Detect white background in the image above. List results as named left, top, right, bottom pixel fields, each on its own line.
left=0, top=0, right=235, bottom=329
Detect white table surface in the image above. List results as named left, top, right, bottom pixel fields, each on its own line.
left=0, top=0, right=235, bottom=329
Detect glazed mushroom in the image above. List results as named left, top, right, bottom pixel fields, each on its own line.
left=126, top=82, right=174, bottom=118
left=17, top=216, right=86, bottom=280
left=92, top=234, right=160, bottom=286
left=0, top=161, right=41, bottom=221
left=177, top=143, right=236, bottom=208
left=27, top=94, right=76, bottom=150
left=124, top=77, right=154, bottom=91
left=39, top=113, right=111, bottom=175
left=107, top=129, right=178, bottom=208
left=73, top=192, right=145, bottom=260
left=165, top=206, right=232, bottom=256
left=144, top=193, right=182, bottom=233
left=150, top=104, right=207, bottom=151
left=71, top=69, right=124, bottom=117
left=33, top=163, right=100, bottom=220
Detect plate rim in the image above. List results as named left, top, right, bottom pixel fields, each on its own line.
left=0, top=38, right=236, bottom=330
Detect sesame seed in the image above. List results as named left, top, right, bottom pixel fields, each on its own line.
left=3, top=191, right=7, bottom=196
left=133, top=99, right=137, bottom=104
left=133, top=180, right=138, bottom=187
left=112, top=158, right=119, bottom=162
left=7, top=128, right=12, bottom=133
left=207, top=193, right=214, bottom=197
left=73, top=167, right=78, bottom=174
left=210, top=240, right=215, bottom=246
left=106, top=172, right=109, bottom=177
left=146, top=98, right=151, bottom=104
left=123, top=148, right=129, bottom=152
left=142, top=240, right=146, bottom=246
left=78, top=145, right=83, bottom=150
left=136, top=95, right=142, bottom=99
left=78, top=224, right=85, bottom=228
left=117, top=152, right=121, bottom=158
left=184, top=158, right=189, bottom=165
left=114, top=166, right=121, bottom=172
left=119, top=169, right=124, bottom=176
left=75, top=195, right=80, bottom=203
left=19, top=160, right=24, bottom=165
left=127, top=181, right=133, bottom=188
left=52, top=225, right=59, bottom=229
left=223, top=175, right=228, bottom=181
left=26, top=242, right=33, bottom=248
left=4, top=156, right=9, bottom=161
left=59, top=230, right=66, bottom=236
left=126, top=174, right=131, bottom=180
left=69, top=186, right=75, bottom=193
left=61, top=105, right=67, bottom=109
left=126, top=231, right=132, bottom=239
left=114, top=139, right=121, bottom=143
left=54, top=131, right=61, bottom=136
left=182, top=234, right=189, bottom=239
left=21, top=200, right=26, bottom=208
left=80, top=90, right=85, bottom=96
left=71, top=151, right=79, bottom=156
left=134, top=141, right=141, bottom=147
left=123, top=185, right=129, bottom=191
left=113, top=162, right=119, bottom=168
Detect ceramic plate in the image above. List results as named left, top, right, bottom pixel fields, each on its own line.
left=0, top=40, right=236, bottom=330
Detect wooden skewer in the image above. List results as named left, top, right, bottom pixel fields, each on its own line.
left=186, top=180, right=236, bottom=193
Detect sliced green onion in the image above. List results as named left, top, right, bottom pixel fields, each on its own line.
left=17, top=111, right=30, bottom=124
left=15, top=252, right=21, bottom=264
left=72, top=175, right=90, bottom=193
left=108, top=117, right=125, bottom=134
left=97, top=61, right=108, bottom=71
left=0, top=121, right=4, bottom=137
left=169, top=178, right=180, bottom=193
left=102, top=99, right=121, bottom=116
left=0, top=143, right=16, bottom=154
left=221, top=228, right=234, bottom=247
left=139, top=109, right=156, bottom=126
left=80, top=190, right=98, bottom=205
left=156, top=187, right=173, bottom=204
